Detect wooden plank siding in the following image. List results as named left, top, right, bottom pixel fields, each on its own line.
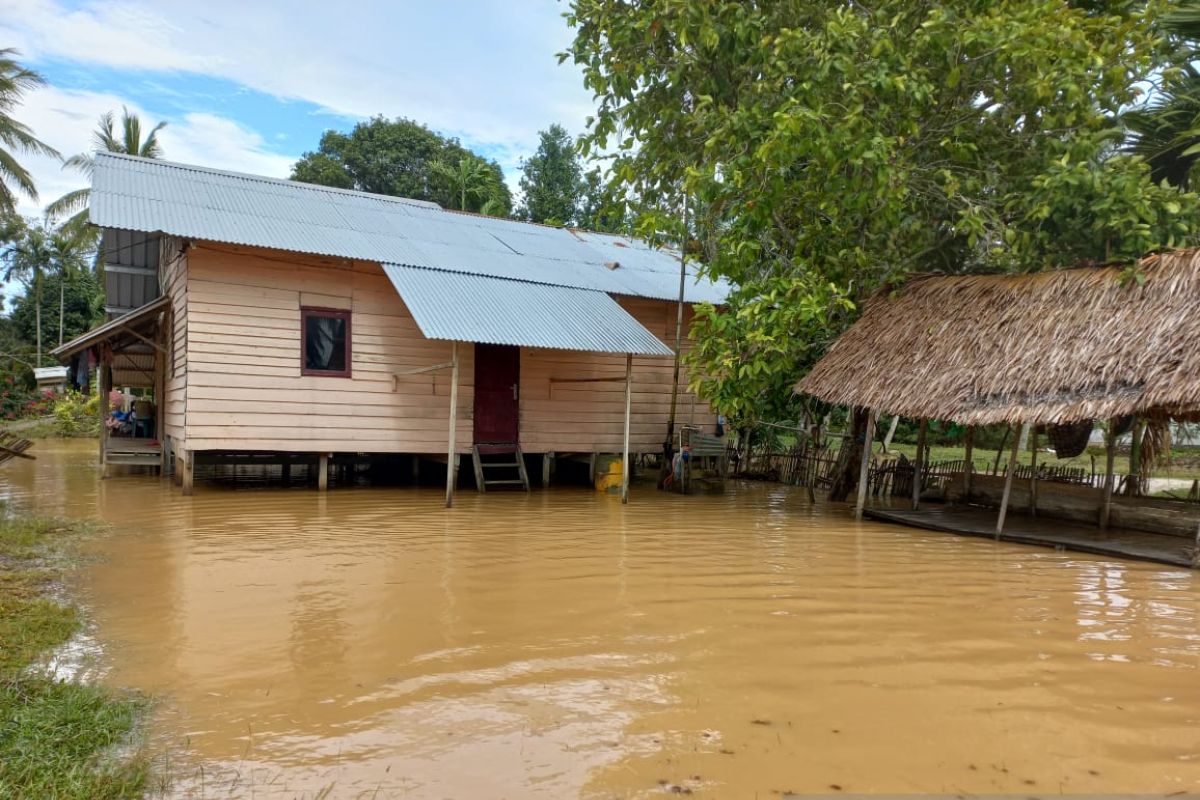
left=179, top=242, right=717, bottom=455
left=520, top=298, right=716, bottom=453
left=162, top=237, right=188, bottom=448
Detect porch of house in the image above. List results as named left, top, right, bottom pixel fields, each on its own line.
left=863, top=504, right=1197, bottom=568
left=51, top=295, right=168, bottom=477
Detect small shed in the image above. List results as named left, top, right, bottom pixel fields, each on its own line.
left=796, top=249, right=1200, bottom=566
left=33, top=366, right=69, bottom=393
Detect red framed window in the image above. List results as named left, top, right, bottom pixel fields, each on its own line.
left=301, top=307, right=352, bottom=377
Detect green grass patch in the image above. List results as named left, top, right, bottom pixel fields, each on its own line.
left=0, top=509, right=149, bottom=799
left=887, top=442, right=1200, bottom=481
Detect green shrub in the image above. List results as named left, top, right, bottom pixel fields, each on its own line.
left=50, top=391, right=98, bottom=438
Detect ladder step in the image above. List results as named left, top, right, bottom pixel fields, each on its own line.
left=484, top=479, right=527, bottom=485
left=480, top=461, right=520, bottom=468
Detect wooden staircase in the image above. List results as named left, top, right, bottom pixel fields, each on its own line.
left=471, top=443, right=530, bottom=492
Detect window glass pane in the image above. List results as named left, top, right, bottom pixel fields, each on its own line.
left=305, top=315, right=347, bottom=372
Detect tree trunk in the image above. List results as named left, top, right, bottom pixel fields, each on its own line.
left=881, top=415, right=900, bottom=453
left=1124, top=418, right=1146, bottom=497
left=992, top=425, right=1012, bottom=474
left=59, top=278, right=65, bottom=346
left=34, top=272, right=42, bottom=368
left=829, top=407, right=869, bottom=501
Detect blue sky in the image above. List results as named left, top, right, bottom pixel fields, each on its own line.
left=1, top=0, right=596, bottom=216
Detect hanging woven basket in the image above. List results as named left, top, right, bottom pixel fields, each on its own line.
left=1046, top=420, right=1093, bottom=458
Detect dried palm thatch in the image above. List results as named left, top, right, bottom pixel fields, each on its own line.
left=796, top=248, right=1200, bottom=425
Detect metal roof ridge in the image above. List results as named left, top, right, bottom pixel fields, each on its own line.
left=93, top=152, right=443, bottom=210
left=381, top=262, right=603, bottom=293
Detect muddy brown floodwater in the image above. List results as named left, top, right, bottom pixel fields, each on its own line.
left=4, top=440, right=1200, bottom=798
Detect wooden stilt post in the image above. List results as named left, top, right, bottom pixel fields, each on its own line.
left=854, top=408, right=877, bottom=520
left=1029, top=425, right=1039, bottom=518
left=1100, top=417, right=1117, bottom=529
left=621, top=353, right=633, bottom=504
left=97, top=361, right=111, bottom=472
left=445, top=341, right=460, bottom=508
left=961, top=425, right=975, bottom=501
left=911, top=418, right=927, bottom=510
left=542, top=453, right=552, bottom=487
left=996, top=421, right=1026, bottom=537
left=318, top=453, right=329, bottom=491
left=181, top=449, right=194, bottom=496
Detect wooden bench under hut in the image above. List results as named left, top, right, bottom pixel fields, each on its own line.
left=796, top=249, right=1200, bottom=569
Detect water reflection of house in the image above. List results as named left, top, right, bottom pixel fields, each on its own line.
left=52, top=153, right=723, bottom=501
left=796, top=251, right=1200, bottom=568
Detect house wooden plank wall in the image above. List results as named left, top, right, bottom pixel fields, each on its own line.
left=169, top=243, right=713, bottom=455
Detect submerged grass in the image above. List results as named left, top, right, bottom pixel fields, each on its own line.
left=0, top=509, right=149, bottom=799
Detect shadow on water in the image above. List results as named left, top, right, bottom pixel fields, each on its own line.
left=5, top=439, right=1200, bottom=798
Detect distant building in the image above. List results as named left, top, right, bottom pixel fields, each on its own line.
left=32, top=366, right=68, bottom=394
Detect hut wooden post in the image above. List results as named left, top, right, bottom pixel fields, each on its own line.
left=621, top=353, right=633, bottom=504
left=445, top=342, right=460, bottom=508
left=854, top=408, right=877, bottom=520
left=1194, top=521, right=1200, bottom=569
left=996, top=421, right=1026, bottom=537
left=961, top=426, right=975, bottom=500
left=911, top=418, right=927, bottom=510
left=1100, top=417, right=1117, bottom=530
left=1029, top=426, right=1039, bottom=518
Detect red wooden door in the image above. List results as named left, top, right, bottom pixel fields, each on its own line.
left=473, top=344, right=520, bottom=446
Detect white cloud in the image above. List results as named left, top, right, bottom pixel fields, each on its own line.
left=0, top=0, right=596, bottom=147
left=8, top=85, right=294, bottom=218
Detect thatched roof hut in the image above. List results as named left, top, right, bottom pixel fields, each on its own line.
left=796, top=248, right=1200, bottom=425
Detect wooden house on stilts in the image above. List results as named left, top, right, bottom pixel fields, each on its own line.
left=52, top=153, right=725, bottom=501
left=796, top=251, right=1200, bottom=568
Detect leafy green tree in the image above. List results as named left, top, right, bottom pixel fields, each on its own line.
left=565, top=0, right=1196, bottom=424
left=2, top=218, right=98, bottom=367
left=576, top=168, right=629, bottom=233
left=3, top=218, right=51, bottom=366
left=11, top=266, right=102, bottom=359
left=292, top=116, right=512, bottom=213
left=0, top=49, right=59, bottom=217
left=47, top=107, right=168, bottom=238
left=518, top=124, right=583, bottom=225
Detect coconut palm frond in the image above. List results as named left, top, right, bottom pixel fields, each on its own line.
left=51, top=107, right=167, bottom=230
left=0, top=49, right=59, bottom=212
left=45, top=187, right=90, bottom=222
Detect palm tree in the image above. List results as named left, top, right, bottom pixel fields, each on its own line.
left=431, top=156, right=494, bottom=212
left=47, top=107, right=167, bottom=236
left=0, top=48, right=59, bottom=216
left=48, top=228, right=91, bottom=346
left=3, top=218, right=51, bottom=366
left=1125, top=3, right=1200, bottom=188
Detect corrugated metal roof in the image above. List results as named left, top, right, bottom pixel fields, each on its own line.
left=384, top=265, right=675, bottom=356
left=51, top=295, right=169, bottom=359
left=91, top=153, right=730, bottom=304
